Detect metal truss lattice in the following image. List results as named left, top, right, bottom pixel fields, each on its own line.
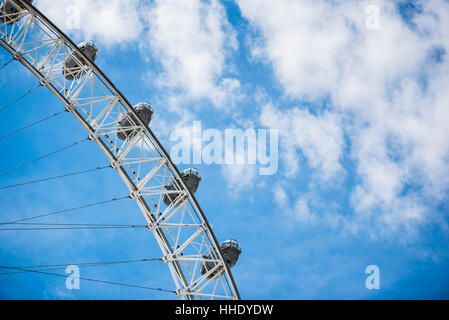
left=0, top=0, right=240, bottom=300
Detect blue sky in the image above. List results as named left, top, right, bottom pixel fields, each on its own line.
left=1, top=0, right=449, bottom=299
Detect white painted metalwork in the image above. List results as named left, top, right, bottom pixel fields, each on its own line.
left=0, top=0, right=240, bottom=300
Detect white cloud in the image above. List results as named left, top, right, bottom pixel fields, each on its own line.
left=142, top=0, right=240, bottom=108
left=36, top=0, right=144, bottom=45
left=239, top=0, right=449, bottom=235
left=293, top=197, right=316, bottom=224
left=274, top=185, right=317, bottom=225
left=274, top=184, right=288, bottom=207
left=221, top=164, right=257, bottom=198
left=260, top=103, right=344, bottom=180
left=239, top=0, right=354, bottom=99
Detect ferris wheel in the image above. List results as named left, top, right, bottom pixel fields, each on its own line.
left=0, top=0, right=241, bottom=300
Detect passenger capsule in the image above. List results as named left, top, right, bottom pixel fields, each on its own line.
left=163, top=168, right=201, bottom=207
left=117, top=102, right=153, bottom=141
left=201, top=240, right=242, bottom=278
left=62, top=40, right=98, bottom=80
left=0, top=0, right=33, bottom=25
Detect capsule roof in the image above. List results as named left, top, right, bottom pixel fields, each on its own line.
left=118, top=102, right=153, bottom=123
left=181, top=168, right=201, bottom=180
left=221, top=239, right=241, bottom=253
left=78, top=40, right=98, bottom=51
left=134, top=102, right=153, bottom=114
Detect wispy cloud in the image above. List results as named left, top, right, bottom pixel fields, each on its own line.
left=239, top=0, right=449, bottom=236
left=36, top=0, right=144, bottom=45
left=141, top=0, right=241, bottom=109
left=260, top=103, right=344, bottom=180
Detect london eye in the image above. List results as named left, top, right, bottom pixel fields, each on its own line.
left=0, top=0, right=241, bottom=300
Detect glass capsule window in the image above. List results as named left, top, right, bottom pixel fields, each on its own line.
left=221, top=240, right=241, bottom=252
left=135, top=102, right=153, bottom=113
left=79, top=40, right=98, bottom=51
left=118, top=103, right=153, bottom=123
left=182, top=168, right=201, bottom=180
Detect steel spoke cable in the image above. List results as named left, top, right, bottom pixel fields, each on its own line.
left=3, top=257, right=162, bottom=269
left=0, top=266, right=176, bottom=293
left=0, top=165, right=110, bottom=190
left=0, top=83, right=41, bottom=113
left=0, top=225, right=147, bottom=231
left=0, top=57, right=14, bottom=71
left=0, top=195, right=129, bottom=226
left=0, top=137, right=89, bottom=177
left=0, top=109, right=66, bottom=140
left=7, top=222, right=143, bottom=227
left=0, top=258, right=162, bottom=275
